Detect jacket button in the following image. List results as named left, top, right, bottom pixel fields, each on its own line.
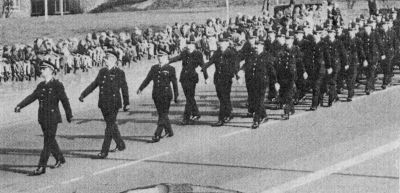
left=51, top=109, right=54, bottom=112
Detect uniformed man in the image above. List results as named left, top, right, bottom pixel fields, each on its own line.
left=335, top=26, right=349, bottom=94
left=168, top=41, right=204, bottom=125
left=275, top=34, right=298, bottom=120
left=137, top=51, right=179, bottom=142
left=293, top=29, right=309, bottom=103
left=79, top=51, right=129, bottom=159
left=358, top=23, right=382, bottom=95
left=308, top=30, right=326, bottom=110
left=240, top=42, right=276, bottom=128
left=14, top=61, right=73, bottom=176
left=202, top=38, right=239, bottom=127
left=322, top=29, right=346, bottom=106
left=343, top=27, right=363, bottom=101
left=264, top=29, right=280, bottom=102
left=378, top=21, right=397, bottom=89
left=238, top=35, right=258, bottom=117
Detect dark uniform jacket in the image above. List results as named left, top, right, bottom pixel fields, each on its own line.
left=203, top=48, right=239, bottom=84
left=276, top=46, right=298, bottom=85
left=344, top=36, right=364, bottom=68
left=378, top=28, right=397, bottom=57
left=81, top=67, right=129, bottom=110
left=294, top=39, right=311, bottom=75
left=17, top=78, right=72, bottom=125
left=264, top=39, right=281, bottom=58
left=323, top=39, right=347, bottom=74
left=139, top=64, right=179, bottom=100
left=358, top=31, right=382, bottom=64
left=306, top=40, right=326, bottom=80
left=240, top=49, right=277, bottom=83
left=169, top=49, right=204, bottom=83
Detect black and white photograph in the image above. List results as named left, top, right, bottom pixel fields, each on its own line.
left=0, top=0, right=399, bottom=192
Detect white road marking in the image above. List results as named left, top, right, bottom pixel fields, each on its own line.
left=61, top=176, right=85, bottom=185
left=35, top=185, right=54, bottom=192
left=93, top=152, right=170, bottom=175
left=221, top=129, right=250, bottom=138
left=260, top=139, right=400, bottom=193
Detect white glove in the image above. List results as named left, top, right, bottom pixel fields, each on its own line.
left=327, top=68, right=333, bottom=75
left=381, top=55, right=386, bottom=60
left=274, top=83, right=280, bottom=91
left=344, top=65, right=349, bottom=71
left=363, top=60, right=368, bottom=67
left=303, top=72, right=308, bottom=80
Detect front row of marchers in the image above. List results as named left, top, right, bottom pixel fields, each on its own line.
left=13, top=12, right=400, bottom=176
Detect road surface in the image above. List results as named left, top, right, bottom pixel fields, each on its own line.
left=0, top=59, right=399, bottom=193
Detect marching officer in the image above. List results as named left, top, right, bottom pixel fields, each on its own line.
left=79, top=51, right=129, bottom=159
left=202, top=38, right=239, bottom=127
left=168, top=41, right=204, bottom=125
left=264, top=29, right=281, bottom=102
left=358, top=23, right=382, bottom=95
left=322, top=29, right=347, bottom=107
left=137, top=51, right=179, bottom=143
left=238, top=35, right=258, bottom=117
left=240, top=42, right=276, bottom=129
left=308, top=30, right=326, bottom=110
left=14, top=61, right=73, bottom=176
left=275, top=34, right=299, bottom=120
left=343, top=27, right=363, bottom=101
left=293, top=28, right=310, bottom=103
left=378, top=21, right=397, bottom=89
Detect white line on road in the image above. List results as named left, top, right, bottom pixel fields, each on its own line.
left=61, top=176, right=85, bottom=185
left=260, top=139, right=400, bottom=193
left=92, top=152, right=170, bottom=176
left=221, top=129, right=250, bottom=138
left=35, top=185, right=54, bottom=192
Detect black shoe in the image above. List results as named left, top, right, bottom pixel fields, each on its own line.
left=245, top=112, right=253, bottom=118
left=96, top=152, right=108, bottom=159
left=191, top=115, right=201, bottom=121
left=281, top=114, right=289, bottom=120
left=251, top=122, right=259, bottom=129
left=52, top=159, right=66, bottom=169
left=211, top=121, right=224, bottom=127
left=381, top=85, right=387, bottom=90
left=29, top=167, right=45, bottom=176
left=166, top=132, right=174, bottom=137
left=180, top=119, right=193, bottom=125
left=293, top=99, right=299, bottom=105
left=366, top=90, right=370, bottom=95
left=110, top=145, right=125, bottom=153
left=309, top=107, right=317, bottom=111
left=224, top=115, right=234, bottom=123
left=346, top=98, right=352, bottom=102
left=152, top=135, right=161, bottom=143
left=259, top=116, right=267, bottom=124
left=328, top=102, right=332, bottom=107
left=334, top=97, right=340, bottom=102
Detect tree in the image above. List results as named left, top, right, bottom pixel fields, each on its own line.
left=1, top=0, right=13, bottom=18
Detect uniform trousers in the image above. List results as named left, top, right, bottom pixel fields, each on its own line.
left=100, top=108, right=125, bottom=154
left=38, top=122, right=64, bottom=168
left=181, top=81, right=199, bottom=120
left=153, top=95, right=173, bottom=137
left=215, top=79, right=233, bottom=121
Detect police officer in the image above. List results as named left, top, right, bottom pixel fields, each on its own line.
left=343, top=27, right=364, bottom=101
left=322, top=29, right=346, bottom=106
left=241, top=42, right=276, bottom=128
left=294, top=28, right=310, bottom=103
left=264, top=29, right=281, bottom=102
left=308, top=30, right=326, bottom=110
left=275, top=34, right=298, bottom=120
left=359, top=23, right=382, bottom=95
left=202, top=38, right=239, bottom=127
left=238, top=35, right=258, bottom=117
left=378, top=21, right=397, bottom=89
left=137, top=51, right=179, bottom=142
left=168, top=41, right=204, bottom=125
left=14, top=61, right=73, bottom=176
left=79, top=51, right=129, bottom=159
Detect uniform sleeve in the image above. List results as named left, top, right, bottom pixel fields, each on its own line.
left=120, top=70, right=130, bottom=106
left=17, top=85, right=40, bottom=109
left=138, top=66, right=153, bottom=91
left=57, top=81, right=73, bottom=119
left=80, top=70, right=100, bottom=99
left=170, top=67, right=179, bottom=99
left=168, top=53, right=183, bottom=64
left=357, top=38, right=366, bottom=62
